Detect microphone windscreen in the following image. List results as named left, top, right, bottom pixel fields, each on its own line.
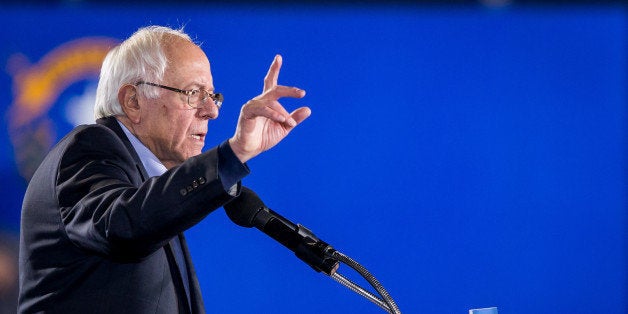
left=224, top=186, right=266, bottom=227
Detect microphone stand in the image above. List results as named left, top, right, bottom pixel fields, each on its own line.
left=222, top=185, right=400, bottom=312
left=325, top=250, right=401, bottom=314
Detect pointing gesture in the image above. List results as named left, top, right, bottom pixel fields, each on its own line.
left=229, top=55, right=311, bottom=163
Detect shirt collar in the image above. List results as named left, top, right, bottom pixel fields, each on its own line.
left=117, top=120, right=167, bottom=177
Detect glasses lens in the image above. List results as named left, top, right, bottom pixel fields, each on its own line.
left=187, top=90, right=201, bottom=108
left=212, top=93, right=223, bottom=109
left=188, top=90, right=222, bottom=109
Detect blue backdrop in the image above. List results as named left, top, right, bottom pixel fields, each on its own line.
left=0, top=2, right=626, bottom=313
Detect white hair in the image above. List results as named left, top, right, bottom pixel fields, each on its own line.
left=94, top=25, right=193, bottom=119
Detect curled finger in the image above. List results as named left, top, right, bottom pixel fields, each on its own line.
left=260, top=85, right=306, bottom=101
left=243, top=100, right=296, bottom=126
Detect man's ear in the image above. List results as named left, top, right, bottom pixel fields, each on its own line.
left=118, top=84, right=141, bottom=123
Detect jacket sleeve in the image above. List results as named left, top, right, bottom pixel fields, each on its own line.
left=56, top=125, right=242, bottom=261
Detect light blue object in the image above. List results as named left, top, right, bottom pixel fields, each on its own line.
left=469, top=307, right=498, bottom=314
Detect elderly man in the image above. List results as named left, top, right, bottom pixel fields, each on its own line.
left=18, top=25, right=310, bottom=313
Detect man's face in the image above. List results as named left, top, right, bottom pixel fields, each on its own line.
left=135, top=38, right=218, bottom=168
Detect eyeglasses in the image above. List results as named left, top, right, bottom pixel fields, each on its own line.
left=136, top=81, right=223, bottom=109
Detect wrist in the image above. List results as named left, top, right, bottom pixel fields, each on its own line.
left=228, top=137, right=250, bottom=163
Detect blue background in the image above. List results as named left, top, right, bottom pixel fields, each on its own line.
left=0, top=2, right=626, bottom=313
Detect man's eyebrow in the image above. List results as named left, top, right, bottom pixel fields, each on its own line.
left=182, top=82, right=213, bottom=91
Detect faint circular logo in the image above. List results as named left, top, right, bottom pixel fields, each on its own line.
left=6, top=37, right=118, bottom=182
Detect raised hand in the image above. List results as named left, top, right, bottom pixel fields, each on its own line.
left=228, top=55, right=311, bottom=163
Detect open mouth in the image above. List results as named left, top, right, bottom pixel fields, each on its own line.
left=191, top=133, right=205, bottom=141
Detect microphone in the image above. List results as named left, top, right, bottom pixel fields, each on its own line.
left=224, top=186, right=339, bottom=275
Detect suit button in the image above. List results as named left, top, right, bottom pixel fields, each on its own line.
left=198, top=177, right=206, bottom=184
left=187, top=186, right=193, bottom=192
left=180, top=189, right=187, bottom=196
left=192, top=180, right=199, bottom=188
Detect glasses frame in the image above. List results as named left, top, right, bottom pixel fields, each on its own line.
left=135, top=81, right=223, bottom=109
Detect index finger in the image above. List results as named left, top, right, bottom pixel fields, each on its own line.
left=263, top=54, right=282, bottom=92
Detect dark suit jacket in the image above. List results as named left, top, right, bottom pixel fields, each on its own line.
left=19, top=117, right=240, bottom=313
